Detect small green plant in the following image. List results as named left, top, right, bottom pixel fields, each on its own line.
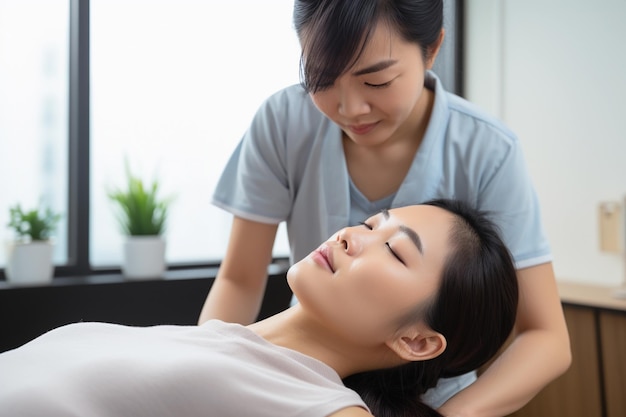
left=107, top=164, right=174, bottom=236
left=8, top=204, right=61, bottom=242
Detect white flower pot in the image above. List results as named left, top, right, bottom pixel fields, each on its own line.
left=5, top=241, right=54, bottom=285
left=122, top=236, right=166, bottom=280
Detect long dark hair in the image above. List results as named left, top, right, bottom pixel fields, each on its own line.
left=343, top=199, right=519, bottom=417
left=293, top=0, right=443, bottom=92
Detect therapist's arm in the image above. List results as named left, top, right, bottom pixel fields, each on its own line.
left=198, top=216, right=278, bottom=325
left=437, top=262, right=572, bottom=417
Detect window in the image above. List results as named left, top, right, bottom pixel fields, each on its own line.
left=1, top=0, right=299, bottom=274
left=90, top=0, right=298, bottom=266
left=0, top=0, right=70, bottom=266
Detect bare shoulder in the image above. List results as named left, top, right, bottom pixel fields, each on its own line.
left=328, top=406, right=373, bottom=417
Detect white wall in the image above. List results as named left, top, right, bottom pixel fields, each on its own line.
left=465, top=0, right=626, bottom=286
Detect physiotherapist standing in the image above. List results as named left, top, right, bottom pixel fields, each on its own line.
left=199, top=1, right=571, bottom=416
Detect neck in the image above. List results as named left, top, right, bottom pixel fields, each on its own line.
left=247, top=305, right=400, bottom=378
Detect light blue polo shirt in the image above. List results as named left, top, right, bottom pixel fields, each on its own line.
left=212, top=71, right=552, bottom=270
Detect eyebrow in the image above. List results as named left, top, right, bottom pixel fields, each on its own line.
left=352, top=59, right=398, bottom=76
left=380, top=209, right=424, bottom=255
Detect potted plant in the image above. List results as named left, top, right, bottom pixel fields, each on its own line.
left=5, top=204, right=61, bottom=285
left=107, top=164, right=174, bottom=280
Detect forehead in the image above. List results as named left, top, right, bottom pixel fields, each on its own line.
left=388, top=205, right=452, bottom=228
left=353, top=21, right=417, bottom=64
left=301, top=20, right=416, bottom=69
left=385, top=205, right=454, bottom=253
left=393, top=207, right=454, bottom=280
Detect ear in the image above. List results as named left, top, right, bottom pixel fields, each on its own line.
left=385, top=326, right=446, bottom=362
left=425, top=28, right=445, bottom=69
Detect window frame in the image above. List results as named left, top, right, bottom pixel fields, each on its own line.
left=62, top=0, right=91, bottom=277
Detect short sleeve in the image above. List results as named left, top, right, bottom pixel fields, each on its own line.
left=212, top=91, right=293, bottom=224
left=477, top=137, right=552, bottom=269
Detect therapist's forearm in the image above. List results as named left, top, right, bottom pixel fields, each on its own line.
left=198, top=277, right=266, bottom=325
left=198, top=217, right=278, bottom=326
left=437, top=329, right=571, bottom=417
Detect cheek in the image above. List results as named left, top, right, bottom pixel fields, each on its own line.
left=336, top=266, right=422, bottom=344
left=366, top=92, right=410, bottom=124
left=398, top=86, right=423, bottom=112
left=382, top=76, right=425, bottom=114
left=346, top=262, right=418, bottom=319
left=310, top=92, right=335, bottom=118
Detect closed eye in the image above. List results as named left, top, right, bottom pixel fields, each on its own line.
left=364, top=81, right=391, bottom=89
left=386, top=243, right=404, bottom=264
left=361, top=221, right=404, bottom=265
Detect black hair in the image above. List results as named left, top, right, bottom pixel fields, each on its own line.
left=293, top=0, right=443, bottom=92
left=342, top=199, right=519, bottom=417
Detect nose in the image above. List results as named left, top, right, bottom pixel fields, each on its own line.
left=337, top=87, right=370, bottom=119
left=336, top=226, right=365, bottom=256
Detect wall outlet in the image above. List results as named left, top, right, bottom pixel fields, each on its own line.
left=598, top=201, right=623, bottom=253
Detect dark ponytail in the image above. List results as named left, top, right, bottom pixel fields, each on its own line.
left=343, top=199, right=519, bottom=417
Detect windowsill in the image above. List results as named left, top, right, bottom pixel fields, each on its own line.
left=0, top=260, right=291, bottom=290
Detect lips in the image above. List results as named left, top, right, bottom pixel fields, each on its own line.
left=312, top=244, right=335, bottom=273
left=348, top=122, right=378, bottom=135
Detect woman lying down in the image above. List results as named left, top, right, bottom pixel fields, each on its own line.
left=0, top=199, right=518, bottom=417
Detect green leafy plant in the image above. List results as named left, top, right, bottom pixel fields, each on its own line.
left=7, top=204, right=61, bottom=242
left=107, top=164, right=174, bottom=236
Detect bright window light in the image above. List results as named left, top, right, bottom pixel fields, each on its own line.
left=0, top=0, right=69, bottom=267
left=90, top=0, right=300, bottom=266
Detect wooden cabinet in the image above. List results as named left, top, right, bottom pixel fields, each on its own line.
left=508, top=306, right=603, bottom=417
left=600, top=310, right=626, bottom=417
left=507, top=283, right=626, bottom=417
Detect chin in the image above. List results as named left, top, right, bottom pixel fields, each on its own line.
left=285, top=262, right=298, bottom=284
left=285, top=259, right=309, bottom=288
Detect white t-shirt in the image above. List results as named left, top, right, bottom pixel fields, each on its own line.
left=0, top=320, right=368, bottom=417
